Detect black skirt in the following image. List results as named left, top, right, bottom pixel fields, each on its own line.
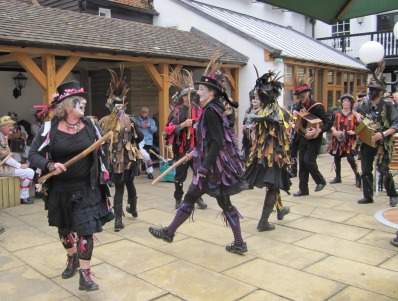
left=47, top=185, right=114, bottom=236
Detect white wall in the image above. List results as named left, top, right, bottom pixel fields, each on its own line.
left=0, top=72, right=79, bottom=125
left=154, top=0, right=303, bottom=138
left=0, top=71, right=43, bottom=124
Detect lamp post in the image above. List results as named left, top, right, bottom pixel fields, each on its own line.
left=358, top=22, right=398, bottom=88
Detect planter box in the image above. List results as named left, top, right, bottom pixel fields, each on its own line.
left=0, top=177, right=20, bottom=209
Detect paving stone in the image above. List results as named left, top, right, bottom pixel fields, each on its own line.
left=379, top=254, right=398, bottom=272
left=54, top=263, right=167, bottom=301
left=158, top=237, right=254, bottom=272
left=294, top=233, right=396, bottom=266
left=245, top=235, right=327, bottom=269
left=0, top=265, right=73, bottom=300
left=328, top=286, right=398, bottom=301
left=305, top=256, right=398, bottom=298
left=239, top=289, right=291, bottom=300
left=308, top=207, right=357, bottom=222
left=285, top=216, right=371, bottom=241
left=224, top=258, right=344, bottom=300
left=139, top=260, right=256, bottom=301
left=0, top=246, right=24, bottom=272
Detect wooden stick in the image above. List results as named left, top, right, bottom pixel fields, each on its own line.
left=151, top=154, right=188, bottom=185
left=38, top=130, right=113, bottom=184
left=0, top=153, right=13, bottom=166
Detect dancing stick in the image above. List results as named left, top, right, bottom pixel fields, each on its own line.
left=151, top=154, right=188, bottom=185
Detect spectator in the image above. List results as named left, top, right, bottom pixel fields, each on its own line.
left=0, top=115, right=34, bottom=204
left=136, top=107, right=157, bottom=179
left=7, top=111, right=29, bottom=162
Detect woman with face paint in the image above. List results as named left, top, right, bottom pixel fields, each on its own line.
left=29, top=81, right=114, bottom=292
left=148, top=54, right=248, bottom=254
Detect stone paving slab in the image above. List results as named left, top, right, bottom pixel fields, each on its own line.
left=285, top=216, right=371, bottom=241
left=0, top=265, right=73, bottom=300
left=157, top=237, right=254, bottom=272
left=305, top=256, right=398, bottom=299
left=139, top=260, right=256, bottom=301
left=245, top=235, right=327, bottom=270
left=294, top=233, right=397, bottom=266
left=53, top=262, right=167, bottom=301
left=0, top=154, right=397, bottom=300
left=328, top=286, right=397, bottom=301
left=224, top=258, right=345, bottom=301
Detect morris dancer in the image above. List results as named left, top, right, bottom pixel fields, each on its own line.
left=243, top=71, right=291, bottom=231
left=148, top=52, right=248, bottom=254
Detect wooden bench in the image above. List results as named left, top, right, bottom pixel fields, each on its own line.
left=0, top=176, right=20, bottom=209
left=390, top=135, right=398, bottom=173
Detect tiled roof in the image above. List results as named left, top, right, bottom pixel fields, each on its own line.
left=107, top=0, right=153, bottom=10
left=177, top=0, right=367, bottom=70
left=0, top=0, right=247, bottom=65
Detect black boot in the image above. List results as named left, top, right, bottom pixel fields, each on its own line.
left=79, top=268, right=99, bottom=291
left=126, top=196, right=138, bottom=218
left=275, top=195, right=290, bottom=221
left=257, top=206, right=275, bottom=231
left=330, top=177, right=342, bottom=184
left=355, top=172, right=361, bottom=188
left=195, top=197, right=207, bottom=209
left=61, top=252, right=79, bottom=279
left=175, top=199, right=181, bottom=209
left=114, top=204, right=124, bottom=232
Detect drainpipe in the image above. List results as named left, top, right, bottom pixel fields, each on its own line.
left=309, top=18, right=316, bottom=38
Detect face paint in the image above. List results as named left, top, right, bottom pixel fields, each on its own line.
left=72, top=98, right=87, bottom=116
left=197, top=84, right=212, bottom=107
left=251, top=97, right=261, bottom=109
left=368, top=89, right=380, bottom=101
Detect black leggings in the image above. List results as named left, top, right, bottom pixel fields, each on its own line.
left=114, top=177, right=136, bottom=207
left=333, top=154, right=357, bottom=177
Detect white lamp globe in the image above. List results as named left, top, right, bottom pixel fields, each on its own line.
left=359, top=41, right=385, bottom=65
left=394, top=21, right=398, bottom=39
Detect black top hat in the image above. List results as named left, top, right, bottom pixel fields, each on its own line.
left=195, top=75, right=238, bottom=109
left=195, top=76, right=224, bottom=95
left=53, top=81, right=88, bottom=105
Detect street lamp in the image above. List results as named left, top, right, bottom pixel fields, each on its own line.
left=358, top=22, right=398, bottom=88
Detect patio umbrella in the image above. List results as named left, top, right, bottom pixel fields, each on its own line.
left=256, top=0, right=398, bottom=24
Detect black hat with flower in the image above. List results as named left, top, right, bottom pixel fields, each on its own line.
left=195, top=49, right=238, bottom=108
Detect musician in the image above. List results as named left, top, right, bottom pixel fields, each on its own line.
left=354, top=82, right=398, bottom=207
left=292, top=77, right=332, bottom=197
left=328, top=93, right=361, bottom=187
left=99, top=68, right=144, bottom=232
left=0, top=115, right=34, bottom=205
left=28, top=81, right=114, bottom=291
left=164, top=85, right=207, bottom=210
left=7, top=112, right=29, bottom=163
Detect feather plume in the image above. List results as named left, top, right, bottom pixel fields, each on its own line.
left=293, top=73, right=313, bottom=91
left=106, top=66, right=130, bottom=109
left=167, top=68, right=193, bottom=90
left=203, top=47, right=224, bottom=76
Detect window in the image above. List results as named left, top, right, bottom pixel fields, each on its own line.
left=377, top=13, right=398, bottom=31
left=331, top=21, right=350, bottom=49
left=284, top=65, right=293, bottom=84
left=99, top=8, right=111, bottom=18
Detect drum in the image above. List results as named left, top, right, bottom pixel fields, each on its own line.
left=294, top=111, right=323, bottom=138
left=8, top=138, right=25, bottom=153
left=354, top=118, right=381, bottom=148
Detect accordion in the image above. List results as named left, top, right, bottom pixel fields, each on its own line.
left=294, top=111, right=323, bottom=138
left=354, top=118, right=381, bottom=148
left=8, top=138, right=25, bottom=153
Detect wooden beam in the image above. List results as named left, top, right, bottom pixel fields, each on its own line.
left=143, top=62, right=164, bottom=90
left=55, top=56, right=81, bottom=87
left=11, top=52, right=46, bottom=89
left=42, top=54, right=56, bottom=105
left=0, top=45, right=244, bottom=69
left=157, top=63, right=169, bottom=157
